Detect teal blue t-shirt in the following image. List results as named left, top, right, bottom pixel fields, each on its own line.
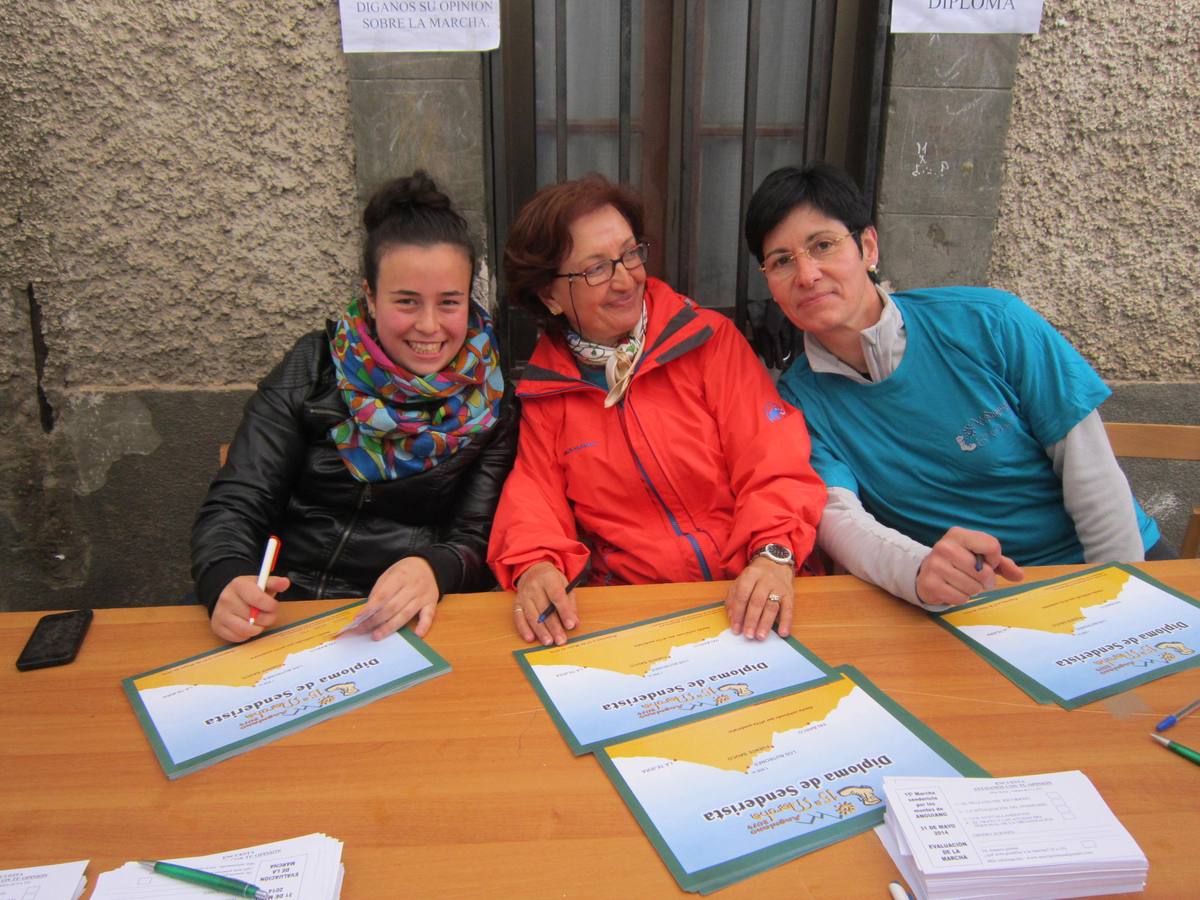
left=778, top=287, right=1159, bottom=565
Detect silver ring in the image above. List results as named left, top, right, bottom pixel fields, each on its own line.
left=767, top=593, right=782, bottom=603
left=514, top=606, right=524, bottom=614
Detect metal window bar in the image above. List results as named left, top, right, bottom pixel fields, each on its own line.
left=676, top=0, right=700, bottom=299
left=805, top=2, right=837, bottom=163
left=555, top=0, right=568, bottom=181
left=618, top=0, right=632, bottom=184
left=733, top=0, right=761, bottom=336
left=488, top=0, right=538, bottom=373
left=861, top=0, right=891, bottom=211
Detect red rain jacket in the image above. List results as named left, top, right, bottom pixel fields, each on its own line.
left=488, top=278, right=826, bottom=589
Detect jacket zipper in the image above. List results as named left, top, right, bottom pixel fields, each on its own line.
left=616, top=395, right=714, bottom=581
left=317, top=483, right=371, bottom=598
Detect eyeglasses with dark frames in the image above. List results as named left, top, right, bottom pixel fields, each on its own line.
left=555, top=241, right=650, bottom=287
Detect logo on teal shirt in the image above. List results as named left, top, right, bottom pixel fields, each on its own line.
left=955, top=402, right=1014, bottom=452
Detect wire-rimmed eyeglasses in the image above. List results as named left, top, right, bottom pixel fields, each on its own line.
left=759, top=232, right=858, bottom=281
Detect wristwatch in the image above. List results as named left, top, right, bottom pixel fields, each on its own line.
left=751, top=543, right=795, bottom=569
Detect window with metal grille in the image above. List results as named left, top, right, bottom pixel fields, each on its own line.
left=487, top=0, right=888, bottom=372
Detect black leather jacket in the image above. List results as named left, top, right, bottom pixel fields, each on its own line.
left=191, top=325, right=517, bottom=613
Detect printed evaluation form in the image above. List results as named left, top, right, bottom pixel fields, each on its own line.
left=0, top=860, right=88, bottom=900
left=90, top=833, right=344, bottom=900
left=876, top=771, right=1146, bottom=899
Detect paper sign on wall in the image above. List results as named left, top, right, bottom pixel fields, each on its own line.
left=891, top=0, right=1044, bottom=34
left=339, top=1, right=500, bottom=53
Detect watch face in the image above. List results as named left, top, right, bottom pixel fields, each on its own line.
left=757, top=543, right=794, bottom=564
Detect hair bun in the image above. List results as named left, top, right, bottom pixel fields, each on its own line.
left=359, top=169, right=476, bottom=295
left=363, top=170, right=452, bottom=230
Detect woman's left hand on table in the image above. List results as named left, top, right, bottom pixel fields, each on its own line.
left=726, top=556, right=795, bottom=640
left=513, top=561, right=578, bottom=646
left=349, top=557, right=440, bottom=640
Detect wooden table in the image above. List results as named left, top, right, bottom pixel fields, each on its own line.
left=2, top=561, right=1198, bottom=898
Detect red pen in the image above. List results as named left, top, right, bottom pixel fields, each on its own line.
left=249, top=535, right=281, bottom=625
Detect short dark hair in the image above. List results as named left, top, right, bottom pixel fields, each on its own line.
left=503, top=174, right=645, bottom=332
left=361, top=170, right=476, bottom=294
left=744, top=163, right=873, bottom=263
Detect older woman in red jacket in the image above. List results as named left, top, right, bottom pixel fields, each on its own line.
left=488, top=174, right=825, bottom=646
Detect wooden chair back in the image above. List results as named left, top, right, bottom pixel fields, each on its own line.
left=1104, top=422, right=1200, bottom=557
left=1103, top=423, right=1200, bottom=460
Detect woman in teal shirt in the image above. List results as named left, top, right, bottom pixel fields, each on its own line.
left=744, top=163, right=1169, bottom=608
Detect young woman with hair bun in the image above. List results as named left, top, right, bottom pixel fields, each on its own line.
left=193, top=171, right=516, bottom=643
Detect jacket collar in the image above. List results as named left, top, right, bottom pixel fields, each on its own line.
left=517, top=277, right=714, bottom=399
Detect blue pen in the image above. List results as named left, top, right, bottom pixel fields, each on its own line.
left=537, top=570, right=587, bottom=623
left=1155, top=697, right=1200, bottom=732
left=974, top=553, right=984, bottom=572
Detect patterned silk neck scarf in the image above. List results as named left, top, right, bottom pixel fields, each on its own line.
left=564, top=301, right=648, bottom=408
left=329, top=297, right=504, bottom=482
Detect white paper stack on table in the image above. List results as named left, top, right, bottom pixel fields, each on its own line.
left=91, top=833, right=344, bottom=899
left=875, top=771, right=1147, bottom=900
left=0, top=859, right=88, bottom=900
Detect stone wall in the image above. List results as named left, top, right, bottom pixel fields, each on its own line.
left=990, top=1, right=1199, bottom=382
left=1, top=1, right=360, bottom=610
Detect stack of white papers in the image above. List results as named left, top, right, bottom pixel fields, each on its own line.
left=875, top=771, right=1147, bottom=899
left=0, top=859, right=88, bottom=900
left=91, top=833, right=343, bottom=899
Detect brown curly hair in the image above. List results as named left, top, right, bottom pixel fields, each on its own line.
left=503, top=174, right=645, bottom=332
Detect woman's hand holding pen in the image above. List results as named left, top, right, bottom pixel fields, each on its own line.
left=514, top=561, right=578, bottom=646
left=726, top=556, right=795, bottom=640
left=348, top=557, right=440, bottom=640
left=916, top=526, right=1023, bottom=606
left=211, top=575, right=290, bottom=643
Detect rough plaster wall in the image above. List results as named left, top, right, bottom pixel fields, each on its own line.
left=1, top=2, right=360, bottom=607
left=5, top=1, right=360, bottom=389
left=990, top=1, right=1200, bottom=381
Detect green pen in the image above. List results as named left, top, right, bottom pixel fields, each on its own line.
left=138, top=860, right=265, bottom=898
left=1150, top=732, right=1200, bottom=767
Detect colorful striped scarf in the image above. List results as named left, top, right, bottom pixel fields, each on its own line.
left=329, top=297, right=504, bottom=482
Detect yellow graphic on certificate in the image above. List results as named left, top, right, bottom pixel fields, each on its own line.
left=136, top=606, right=363, bottom=690
left=942, top=567, right=1130, bottom=635
left=937, top=565, right=1200, bottom=706
left=515, top=603, right=835, bottom=754
left=524, top=605, right=728, bottom=676
left=608, top=676, right=854, bottom=772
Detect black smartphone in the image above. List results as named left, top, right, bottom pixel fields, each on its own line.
left=15, top=609, right=93, bottom=671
